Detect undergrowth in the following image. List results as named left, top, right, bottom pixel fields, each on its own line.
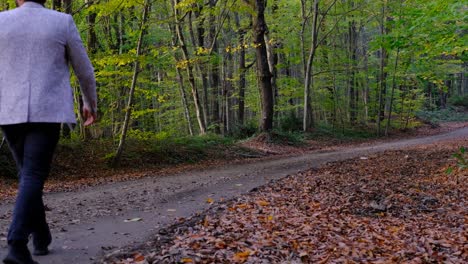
left=416, top=106, right=468, bottom=124
left=305, top=123, right=377, bottom=141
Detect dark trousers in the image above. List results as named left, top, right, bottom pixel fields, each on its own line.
left=1, top=123, right=60, bottom=244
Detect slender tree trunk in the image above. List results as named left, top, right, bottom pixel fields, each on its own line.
left=377, top=2, right=388, bottom=136
left=113, top=0, right=150, bottom=166
left=176, top=67, right=195, bottom=136
left=363, top=31, right=370, bottom=124
left=235, top=14, right=247, bottom=126
left=168, top=23, right=195, bottom=136
left=303, top=0, right=319, bottom=131
left=191, top=8, right=210, bottom=125
left=348, top=18, right=358, bottom=124
left=300, top=0, right=308, bottom=76
left=173, top=0, right=206, bottom=134
left=224, top=48, right=234, bottom=134
left=385, top=48, right=400, bottom=136
left=208, top=0, right=221, bottom=133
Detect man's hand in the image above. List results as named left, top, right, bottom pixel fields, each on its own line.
left=82, top=106, right=97, bottom=126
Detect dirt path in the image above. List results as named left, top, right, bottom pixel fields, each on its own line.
left=0, top=127, right=467, bottom=264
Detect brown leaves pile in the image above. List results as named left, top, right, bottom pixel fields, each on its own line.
left=123, top=142, right=467, bottom=264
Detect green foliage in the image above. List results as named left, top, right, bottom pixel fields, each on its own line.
left=268, top=130, right=305, bottom=146
left=448, top=95, right=468, bottom=108
left=416, top=107, right=468, bottom=123
left=230, top=120, right=258, bottom=140
left=111, top=132, right=234, bottom=165
left=305, top=123, right=376, bottom=141
left=278, top=114, right=302, bottom=132
left=446, top=147, right=467, bottom=174
left=452, top=147, right=467, bottom=170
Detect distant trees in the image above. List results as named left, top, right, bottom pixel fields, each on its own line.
left=0, top=0, right=465, bottom=147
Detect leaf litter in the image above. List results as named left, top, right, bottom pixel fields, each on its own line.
left=110, top=138, right=467, bottom=264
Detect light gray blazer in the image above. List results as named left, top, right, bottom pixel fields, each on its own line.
left=0, top=2, right=97, bottom=125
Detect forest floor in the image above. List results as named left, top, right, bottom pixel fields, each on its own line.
left=0, top=123, right=467, bottom=264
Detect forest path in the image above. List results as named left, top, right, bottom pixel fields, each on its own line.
left=0, top=127, right=467, bottom=264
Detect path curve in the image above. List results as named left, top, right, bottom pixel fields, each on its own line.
left=1, top=127, right=467, bottom=263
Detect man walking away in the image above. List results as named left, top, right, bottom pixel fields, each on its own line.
left=0, top=0, right=97, bottom=263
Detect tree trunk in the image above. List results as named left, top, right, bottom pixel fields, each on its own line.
left=235, top=13, right=247, bottom=126
left=348, top=18, right=358, bottom=124
left=113, top=0, right=150, bottom=166
left=208, top=0, right=221, bottom=133
left=377, top=2, right=388, bottom=136
left=169, top=23, right=195, bottom=136
left=173, top=0, right=206, bottom=134
left=252, top=0, right=274, bottom=132
left=385, top=48, right=400, bottom=136
left=190, top=8, right=210, bottom=125
left=303, top=0, right=319, bottom=131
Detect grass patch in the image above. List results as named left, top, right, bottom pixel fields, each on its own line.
left=249, top=130, right=306, bottom=146
left=58, top=133, right=236, bottom=171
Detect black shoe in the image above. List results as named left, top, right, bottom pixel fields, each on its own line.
left=3, top=242, right=38, bottom=264
left=32, top=229, right=51, bottom=256
left=31, top=247, right=48, bottom=257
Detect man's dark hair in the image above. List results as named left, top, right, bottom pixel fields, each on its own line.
left=25, top=0, right=47, bottom=5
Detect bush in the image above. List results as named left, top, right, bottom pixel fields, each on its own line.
left=279, top=114, right=302, bottom=132
left=260, top=130, right=305, bottom=146
left=230, top=120, right=258, bottom=139
left=416, top=106, right=468, bottom=123
left=448, top=95, right=468, bottom=108
left=305, top=123, right=376, bottom=140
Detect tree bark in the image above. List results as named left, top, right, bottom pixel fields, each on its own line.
left=377, top=2, right=388, bottom=136
left=173, top=0, right=206, bottom=134
left=208, top=0, right=221, bottom=133
left=113, top=0, right=150, bottom=166
left=250, top=0, right=274, bottom=132
left=303, top=0, right=319, bottom=131
left=235, top=14, right=247, bottom=126
left=348, top=18, right=358, bottom=124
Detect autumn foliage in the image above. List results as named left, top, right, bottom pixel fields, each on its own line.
left=116, top=142, right=467, bottom=263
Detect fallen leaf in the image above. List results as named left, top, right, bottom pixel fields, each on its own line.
left=233, top=250, right=251, bottom=262
left=133, top=253, right=145, bottom=262
left=256, top=200, right=269, bottom=206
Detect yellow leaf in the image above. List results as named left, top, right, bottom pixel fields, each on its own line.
left=236, top=203, right=248, bottom=209
left=256, top=200, right=269, bottom=206
left=181, top=258, right=194, bottom=263
left=206, top=198, right=214, bottom=204
left=233, top=250, right=251, bottom=262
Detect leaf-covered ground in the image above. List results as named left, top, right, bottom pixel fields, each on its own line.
left=112, top=139, right=467, bottom=264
